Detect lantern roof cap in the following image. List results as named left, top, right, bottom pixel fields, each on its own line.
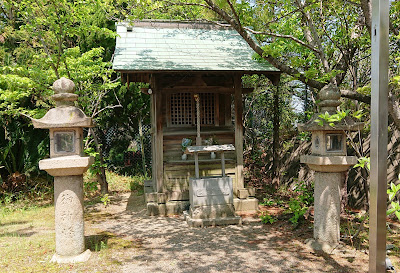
left=298, top=84, right=363, bottom=132
left=32, top=78, right=93, bottom=129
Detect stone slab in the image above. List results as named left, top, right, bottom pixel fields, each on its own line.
left=300, top=155, right=357, bottom=172
left=184, top=211, right=242, bottom=227
left=233, top=198, right=259, bottom=213
left=189, top=176, right=233, bottom=207
left=39, top=156, right=94, bottom=176
left=190, top=204, right=236, bottom=219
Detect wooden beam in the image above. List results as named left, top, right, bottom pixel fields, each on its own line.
left=152, top=76, right=164, bottom=193
left=234, top=74, right=244, bottom=194
left=150, top=87, right=156, bottom=191
left=159, top=86, right=235, bottom=94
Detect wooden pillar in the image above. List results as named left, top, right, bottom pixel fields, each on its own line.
left=150, top=92, right=156, bottom=190
left=152, top=76, right=164, bottom=193
left=234, top=74, right=244, bottom=194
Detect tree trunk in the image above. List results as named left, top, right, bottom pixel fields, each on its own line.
left=90, top=128, right=108, bottom=194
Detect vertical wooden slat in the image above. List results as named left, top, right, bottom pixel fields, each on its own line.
left=215, top=93, right=220, bottom=126
left=234, top=74, right=244, bottom=194
left=152, top=76, right=164, bottom=193
left=150, top=83, right=156, bottom=190
left=225, top=94, right=232, bottom=126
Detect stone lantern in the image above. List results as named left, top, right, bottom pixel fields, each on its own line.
left=298, top=84, right=363, bottom=251
left=32, top=77, right=94, bottom=263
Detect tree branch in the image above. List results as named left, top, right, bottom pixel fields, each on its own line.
left=202, top=0, right=325, bottom=90
left=294, top=0, right=333, bottom=82
left=244, top=27, right=321, bottom=54
left=340, top=89, right=371, bottom=104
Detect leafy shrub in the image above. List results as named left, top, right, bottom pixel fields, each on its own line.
left=286, top=181, right=314, bottom=227
left=260, top=212, right=277, bottom=224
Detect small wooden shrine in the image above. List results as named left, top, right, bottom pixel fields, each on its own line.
left=112, top=20, right=281, bottom=215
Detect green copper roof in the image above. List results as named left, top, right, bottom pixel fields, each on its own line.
left=113, top=21, right=279, bottom=73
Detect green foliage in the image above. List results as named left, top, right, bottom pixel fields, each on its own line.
left=101, top=194, right=110, bottom=207
left=314, top=110, right=349, bottom=127
left=260, top=212, right=277, bottom=224
left=286, top=181, right=314, bottom=227
left=84, top=146, right=107, bottom=176
left=354, top=157, right=370, bottom=171
left=387, top=178, right=400, bottom=221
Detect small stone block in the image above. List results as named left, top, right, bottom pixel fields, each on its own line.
left=147, top=202, right=159, bottom=216
left=233, top=198, right=259, bottom=213
left=248, top=187, right=256, bottom=197
left=157, top=193, right=166, bottom=204
left=158, top=204, right=167, bottom=216
left=146, top=193, right=157, bottom=203
left=166, top=201, right=190, bottom=215
left=237, top=189, right=249, bottom=199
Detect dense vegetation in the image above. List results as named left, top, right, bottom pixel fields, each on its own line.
left=1, top=0, right=400, bottom=213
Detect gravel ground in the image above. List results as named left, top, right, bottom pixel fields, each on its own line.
left=86, top=193, right=370, bottom=273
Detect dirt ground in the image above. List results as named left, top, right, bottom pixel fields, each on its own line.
left=84, top=192, right=371, bottom=273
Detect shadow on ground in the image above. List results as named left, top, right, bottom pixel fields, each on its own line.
left=85, top=192, right=369, bottom=273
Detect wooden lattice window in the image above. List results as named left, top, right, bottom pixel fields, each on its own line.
left=169, top=93, right=216, bottom=126
left=170, top=93, right=193, bottom=125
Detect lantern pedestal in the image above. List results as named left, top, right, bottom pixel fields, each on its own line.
left=301, top=155, right=357, bottom=248
left=40, top=158, right=93, bottom=263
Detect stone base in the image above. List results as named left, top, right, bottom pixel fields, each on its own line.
left=189, top=204, right=236, bottom=219
left=183, top=211, right=242, bottom=227
left=50, top=249, right=91, bottom=263
left=305, top=238, right=340, bottom=253
left=147, top=201, right=190, bottom=216
left=233, top=198, right=259, bottom=214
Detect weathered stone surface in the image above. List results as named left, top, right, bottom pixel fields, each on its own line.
left=54, top=176, right=85, bottom=257
left=32, top=106, right=93, bottom=129
left=184, top=211, right=241, bottom=228
left=53, top=77, right=75, bottom=93
left=237, top=188, right=249, bottom=199
left=147, top=202, right=160, bottom=216
left=39, top=156, right=93, bottom=176
left=189, top=204, right=236, bottom=219
left=51, top=249, right=91, bottom=263
left=145, top=193, right=157, bottom=203
left=166, top=201, right=190, bottom=215
left=247, top=187, right=256, bottom=197
left=167, top=190, right=189, bottom=201
left=314, top=172, right=341, bottom=245
left=233, top=198, right=259, bottom=213
left=300, top=155, right=357, bottom=172
left=189, top=177, right=233, bottom=206
left=157, top=193, right=166, bottom=204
